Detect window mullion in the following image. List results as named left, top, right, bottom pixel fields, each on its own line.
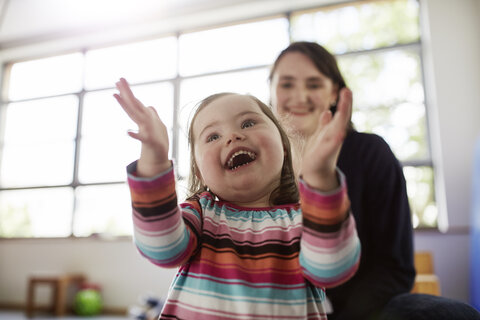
left=172, top=33, right=181, bottom=180
left=70, top=92, right=84, bottom=237
left=70, top=50, right=88, bottom=237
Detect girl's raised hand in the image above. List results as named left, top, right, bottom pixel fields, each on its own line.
left=300, top=88, right=352, bottom=191
left=114, top=78, right=171, bottom=177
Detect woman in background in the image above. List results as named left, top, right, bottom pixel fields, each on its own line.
left=268, top=41, right=480, bottom=320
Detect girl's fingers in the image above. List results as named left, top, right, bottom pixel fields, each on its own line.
left=324, top=88, right=352, bottom=143
left=301, top=88, right=352, bottom=185
left=311, top=109, right=333, bottom=142
left=116, top=78, right=134, bottom=99
left=334, top=88, right=353, bottom=128
left=319, top=109, right=332, bottom=127
left=127, top=130, right=141, bottom=141
left=114, top=93, right=142, bottom=124
left=116, top=78, right=145, bottom=114
left=114, top=79, right=152, bottom=125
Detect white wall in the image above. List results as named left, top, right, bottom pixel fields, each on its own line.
left=0, top=0, right=479, bottom=311
left=0, top=238, right=177, bottom=310
left=421, top=0, right=480, bottom=230
left=414, top=0, right=480, bottom=304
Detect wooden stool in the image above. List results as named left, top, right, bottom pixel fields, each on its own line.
left=25, top=274, right=86, bottom=317
left=411, top=251, right=441, bottom=296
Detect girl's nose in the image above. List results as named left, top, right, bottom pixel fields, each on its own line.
left=227, top=132, right=245, bottom=144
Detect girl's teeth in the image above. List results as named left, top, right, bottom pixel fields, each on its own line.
left=227, top=150, right=256, bottom=169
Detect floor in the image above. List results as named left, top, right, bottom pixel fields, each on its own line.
left=0, top=311, right=130, bottom=320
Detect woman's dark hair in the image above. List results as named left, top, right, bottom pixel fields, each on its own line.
left=269, top=41, right=346, bottom=91
left=269, top=41, right=354, bottom=130
left=187, top=92, right=299, bottom=205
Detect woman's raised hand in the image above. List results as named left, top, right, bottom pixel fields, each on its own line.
left=300, top=88, right=352, bottom=191
left=114, top=78, right=171, bottom=177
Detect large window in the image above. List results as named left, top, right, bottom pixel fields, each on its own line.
left=0, top=0, right=434, bottom=238
left=289, top=0, right=435, bottom=228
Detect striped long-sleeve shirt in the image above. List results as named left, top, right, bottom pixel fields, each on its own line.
left=127, top=161, right=360, bottom=320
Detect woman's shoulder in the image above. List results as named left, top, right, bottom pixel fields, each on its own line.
left=340, top=130, right=401, bottom=173
left=345, top=130, right=389, bottom=148
left=343, top=130, right=396, bottom=157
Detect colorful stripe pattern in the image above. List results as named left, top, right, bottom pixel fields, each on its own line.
left=127, top=162, right=360, bottom=320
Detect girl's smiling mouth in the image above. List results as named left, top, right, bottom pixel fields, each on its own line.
left=225, top=149, right=257, bottom=170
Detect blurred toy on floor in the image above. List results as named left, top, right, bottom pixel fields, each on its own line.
left=128, top=295, right=164, bottom=320
left=73, top=283, right=103, bottom=316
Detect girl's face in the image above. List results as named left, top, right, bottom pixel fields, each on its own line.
left=270, top=52, right=338, bottom=137
left=192, top=94, right=285, bottom=207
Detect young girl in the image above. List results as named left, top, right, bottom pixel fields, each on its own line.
left=114, top=78, right=360, bottom=320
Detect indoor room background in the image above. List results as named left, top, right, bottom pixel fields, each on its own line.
left=0, top=0, right=479, bottom=314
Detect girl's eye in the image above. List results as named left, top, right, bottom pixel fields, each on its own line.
left=241, top=120, right=255, bottom=129
left=206, top=134, right=219, bottom=142
left=280, top=82, right=293, bottom=89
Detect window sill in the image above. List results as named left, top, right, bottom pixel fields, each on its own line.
left=0, top=234, right=133, bottom=242
left=414, top=225, right=470, bottom=235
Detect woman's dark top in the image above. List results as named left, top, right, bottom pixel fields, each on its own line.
left=327, top=130, right=416, bottom=320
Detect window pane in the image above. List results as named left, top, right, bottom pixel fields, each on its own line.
left=404, top=166, right=437, bottom=228
left=73, top=184, right=132, bottom=237
left=351, top=103, right=427, bottom=162
left=0, top=188, right=73, bottom=237
left=1, top=143, right=75, bottom=187
left=78, top=137, right=138, bottom=183
left=79, top=83, right=173, bottom=183
left=177, top=68, right=270, bottom=178
left=338, top=49, right=423, bottom=108
left=8, top=53, right=83, bottom=100
left=2, top=96, right=78, bottom=143
left=337, top=49, right=428, bottom=161
left=85, top=37, right=177, bottom=89
left=291, top=0, right=420, bottom=54
left=179, top=18, right=289, bottom=76
left=176, top=177, right=189, bottom=203
left=0, top=96, right=78, bottom=187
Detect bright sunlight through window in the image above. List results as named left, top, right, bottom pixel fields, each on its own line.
left=0, top=0, right=435, bottom=238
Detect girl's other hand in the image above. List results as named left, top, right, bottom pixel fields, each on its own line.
left=300, top=88, right=352, bottom=191
left=114, top=78, right=171, bottom=177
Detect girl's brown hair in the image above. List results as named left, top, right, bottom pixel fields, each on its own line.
left=187, top=92, right=299, bottom=205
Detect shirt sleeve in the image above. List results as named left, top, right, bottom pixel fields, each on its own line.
left=126, top=160, right=202, bottom=268
left=298, top=169, right=361, bottom=288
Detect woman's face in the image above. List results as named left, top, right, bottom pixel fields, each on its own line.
left=270, top=52, right=338, bottom=137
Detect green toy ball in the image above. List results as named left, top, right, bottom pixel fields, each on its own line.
left=74, top=288, right=103, bottom=316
